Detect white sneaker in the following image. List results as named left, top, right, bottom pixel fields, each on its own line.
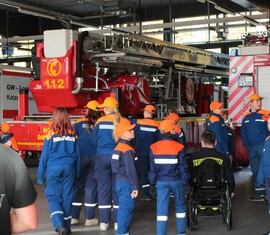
left=100, top=222, right=109, bottom=231
left=114, top=222, right=118, bottom=231
left=71, top=218, right=79, bottom=225
left=85, top=218, right=99, bottom=226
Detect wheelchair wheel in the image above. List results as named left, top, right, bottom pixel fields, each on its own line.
left=223, top=185, right=232, bottom=230
left=226, top=197, right=232, bottom=230
left=186, top=195, right=198, bottom=230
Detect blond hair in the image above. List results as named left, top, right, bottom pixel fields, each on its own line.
left=104, top=107, right=122, bottom=142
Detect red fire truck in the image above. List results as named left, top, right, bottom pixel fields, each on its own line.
left=5, top=29, right=229, bottom=164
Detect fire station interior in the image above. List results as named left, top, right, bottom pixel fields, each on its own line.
left=1, top=0, right=270, bottom=234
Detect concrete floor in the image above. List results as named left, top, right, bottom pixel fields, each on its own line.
left=24, top=167, right=270, bottom=235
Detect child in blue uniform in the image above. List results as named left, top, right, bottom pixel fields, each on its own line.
left=111, top=123, right=138, bottom=235
left=149, top=120, right=189, bottom=235
left=132, top=104, right=160, bottom=200
left=207, top=101, right=229, bottom=157
left=257, top=114, right=270, bottom=215
left=37, top=108, right=80, bottom=235
left=242, top=94, right=270, bottom=200
left=71, top=100, right=101, bottom=226
left=0, top=122, right=19, bottom=152
left=165, top=112, right=186, bottom=148
left=92, top=97, right=131, bottom=231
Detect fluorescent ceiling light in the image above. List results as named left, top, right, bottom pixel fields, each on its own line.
left=18, top=8, right=56, bottom=20
left=214, top=5, right=236, bottom=15
left=197, top=0, right=206, bottom=3
left=0, top=2, right=19, bottom=9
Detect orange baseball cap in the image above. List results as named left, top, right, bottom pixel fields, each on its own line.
left=1, top=123, right=11, bottom=132
left=165, top=113, right=180, bottom=122
left=249, top=94, right=263, bottom=102
left=144, top=104, right=156, bottom=114
left=159, top=120, right=175, bottom=134
left=84, top=100, right=100, bottom=111
left=98, top=97, right=119, bottom=108
left=210, top=101, right=223, bottom=111
left=114, top=123, right=136, bottom=139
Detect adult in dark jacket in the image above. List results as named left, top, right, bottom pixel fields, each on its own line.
left=188, top=130, right=235, bottom=197
left=241, top=94, right=270, bottom=201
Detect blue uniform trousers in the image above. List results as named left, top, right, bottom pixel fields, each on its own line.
left=247, top=144, right=266, bottom=196
left=115, top=182, right=136, bottom=235
left=136, top=153, right=151, bottom=196
left=72, top=156, right=97, bottom=219
left=156, top=180, right=186, bottom=235
left=45, top=164, right=75, bottom=231
left=96, top=154, right=118, bottom=223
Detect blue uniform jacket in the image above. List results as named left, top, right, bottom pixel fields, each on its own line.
left=241, top=109, right=270, bottom=147
left=92, top=114, right=130, bottom=155
left=73, top=117, right=96, bottom=158
left=207, top=113, right=229, bottom=155
left=111, top=139, right=138, bottom=190
left=132, top=118, right=161, bottom=156
left=257, top=136, right=270, bottom=185
left=37, top=130, right=80, bottom=184
left=148, top=136, right=189, bottom=185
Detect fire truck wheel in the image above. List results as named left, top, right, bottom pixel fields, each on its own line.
left=185, top=78, right=195, bottom=104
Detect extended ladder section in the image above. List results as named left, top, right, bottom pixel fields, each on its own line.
left=84, top=30, right=229, bottom=76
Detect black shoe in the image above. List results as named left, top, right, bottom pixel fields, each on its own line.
left=57, top=225, right=67, bottom=235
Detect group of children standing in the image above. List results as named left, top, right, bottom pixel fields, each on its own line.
left=37, top=96, right=189, bottom=235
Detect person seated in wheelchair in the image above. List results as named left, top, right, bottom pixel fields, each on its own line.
left=187, top=130, right=235, bottom=214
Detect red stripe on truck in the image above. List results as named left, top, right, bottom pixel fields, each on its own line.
left=2, top=70, right=32, bottom=77
left=3, top=110, right=18, bottom=118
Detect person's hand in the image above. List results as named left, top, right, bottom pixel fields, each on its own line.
left=231, top=192, right=234, bottom=199
left=131, top=190, right=138, bottom=199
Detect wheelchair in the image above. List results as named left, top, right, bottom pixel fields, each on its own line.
left=186, top=158, right=232, bottom=231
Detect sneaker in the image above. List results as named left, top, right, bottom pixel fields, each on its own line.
left=100, top=222, right=109, bottom=231
left=139, top=194, right=152, bottom=201
left=85, top=218, right=99, bottom=226
left=249, top=195, right=265, bottom=202
left=57, top=225, right=67, bottom=235
left=114, top=223, right=118, bottom=231
left=71, top=218, right=79, bottom=225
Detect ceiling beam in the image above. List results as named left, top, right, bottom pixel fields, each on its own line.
left=91, top=13, right=268, bottom=34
